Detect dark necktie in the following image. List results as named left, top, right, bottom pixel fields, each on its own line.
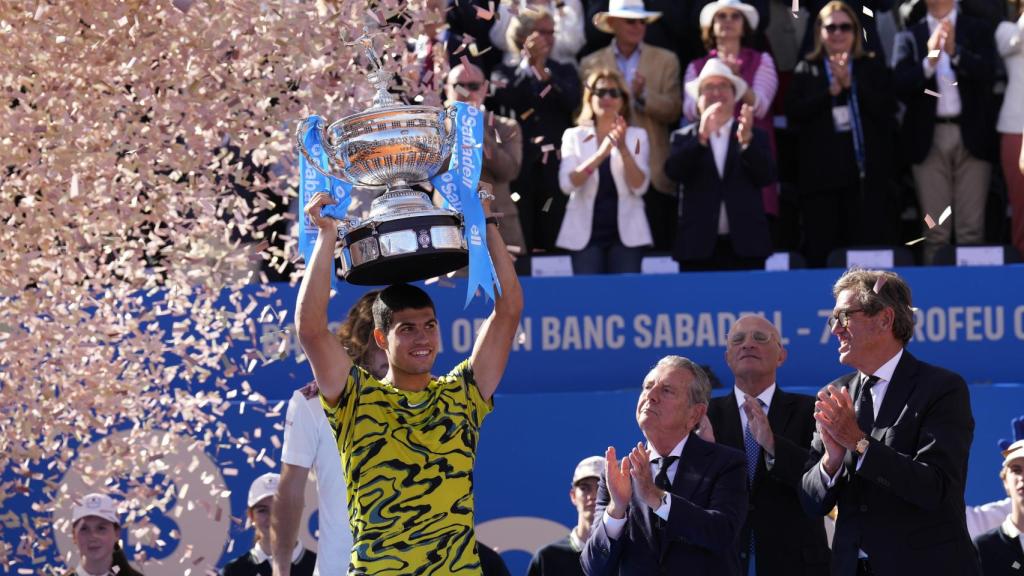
left=654, top=455, right=679, bottom=491
left=856, top=375, right=880, bottom=434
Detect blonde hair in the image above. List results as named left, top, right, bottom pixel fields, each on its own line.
left=576, top=68, right=632, bottom=126
left=506, top=7, right=553, bottom=53
left=807, top=1, right=867, bottom=61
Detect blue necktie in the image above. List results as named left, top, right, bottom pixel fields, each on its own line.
left=743, top=399, right=766, bottom=576
left=743, top=400, right=764, bottom=483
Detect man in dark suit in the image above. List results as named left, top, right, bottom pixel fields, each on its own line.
left=665, top=58, right=776, bottom=271
left=801, top=269, right=980, bottom=576
left=703, top=315, right=830, bottom=576
left=892, top=0, right=996, bottom=263
left=581, top=355, right=748, bottom=576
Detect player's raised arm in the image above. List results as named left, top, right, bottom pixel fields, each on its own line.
left=295, top=192, right=352, bottom=405
left=470, top=187, right=524, bottom=401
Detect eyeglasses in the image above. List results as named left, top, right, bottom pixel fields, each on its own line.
left=823, top=22, right=855, bottom=34
left=593, top=87, right=623, bottom=99
left=455, top=82, right=483, bottom=91
left=714, top=11, right=744, bottom=21
left=728, top=330, right=773, bottom=346
left=826, top=308, right=865, bottom=330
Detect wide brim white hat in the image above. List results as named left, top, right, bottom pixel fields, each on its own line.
left=593, top=0, right=663, bottom=34
left=684, top=57, right=749, bottom=102
left=247, top=472, right=280, bottom=508
left=699, top=0, right=760, bottom=32
left=72, top=493, right=120, bottom=525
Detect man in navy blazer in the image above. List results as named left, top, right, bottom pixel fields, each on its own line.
left=664, top=58, right=776, bottom=271
left=801, top=269, right=980, bottom=576
left=704, top=315, right=830, bottom=576
left=581, top=355, right=748, bottom=576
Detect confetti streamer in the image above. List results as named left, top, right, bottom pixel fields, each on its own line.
left=924, top=88, right=942, bottom=98
left=938, top=205, right=952, bottom=225
left=520, top=108, right=536, bottom=120
left=905, top=237, right=927, bottom=246
left=542, top=197, right=554, bottom=212
left=792, top=0, right=799, bottom=14
left=862, top=6, right=873, bottom=17
left=873, top=276, right=887, bottom=294
left=928, top=49, right=941, bottom=58
left=924, top=214, right=937, bottom=229
left=539, top=84, right=552, bottom=98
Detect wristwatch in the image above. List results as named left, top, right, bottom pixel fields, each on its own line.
left=855, top=436, right=870, bottom=456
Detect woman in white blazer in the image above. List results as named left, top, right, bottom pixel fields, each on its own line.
left=996, top=6, right=1024, bottom=256
left=557, top=68, right=653, bottom=274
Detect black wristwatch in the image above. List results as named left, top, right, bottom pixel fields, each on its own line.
left=485, top=216, right=500, bottom=228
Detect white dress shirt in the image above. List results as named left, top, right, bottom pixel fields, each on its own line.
left=710, top=118, right=735, bottom=235
left=923, top=8, right=962, bottom=118
left=995, top=15, right=1024, bottom=133
left=603, top=436, right=688, bottom=539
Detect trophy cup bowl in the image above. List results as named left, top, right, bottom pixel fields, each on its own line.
left=297, top=62, right=469, bottom=286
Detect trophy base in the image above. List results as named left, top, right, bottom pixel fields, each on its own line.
left=338, top=209, right=469, bottom=286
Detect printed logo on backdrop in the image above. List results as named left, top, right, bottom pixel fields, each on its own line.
left=53, top=430, right=231, bottom=575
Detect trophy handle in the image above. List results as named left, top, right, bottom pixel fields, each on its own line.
left=440, top=106, right=458, bottom=158
left=295, top=116, right=337, bottom=180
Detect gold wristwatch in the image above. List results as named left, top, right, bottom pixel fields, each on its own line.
left=855, top=436, right=870, bottom=455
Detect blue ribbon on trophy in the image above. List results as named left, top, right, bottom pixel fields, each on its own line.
left=297, top=115, right=352, bottom=288
left=430, top=102, right=501, bottom=307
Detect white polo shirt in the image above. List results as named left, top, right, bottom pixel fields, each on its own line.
left=282, top=385, right=352, bottom=575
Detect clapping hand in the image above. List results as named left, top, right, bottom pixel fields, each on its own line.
left=604, top=446, right=633, bottom=519
left=742, top=394, right=775, bottom=456
left=631, top=72, right=646, bottom=100
left=737, top=103, right=754, bottom=148
left=827, top=51, right=851, bottom=94
left=599, top=115, right=629, bottom=155
left=698, top=101, right=726, bottom=146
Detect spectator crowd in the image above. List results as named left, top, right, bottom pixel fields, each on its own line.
left=408, top=0, right=1024, bottom=272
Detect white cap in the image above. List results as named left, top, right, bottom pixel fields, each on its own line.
left=699, top=0, right=760, bottom=32
left=1003, top=439, right=1024, bottom=467
left=247, top=472, right=280, bottom=508
left=684, top=58, right=749, bottom=102
left=572, top=456, right=605, bottom=485
left=71, top=493, right=120, bottom=525
left=593, top=0, right=662, bottom=34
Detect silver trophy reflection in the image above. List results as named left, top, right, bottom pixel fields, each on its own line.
left=297, top=33, right=467, bottom=285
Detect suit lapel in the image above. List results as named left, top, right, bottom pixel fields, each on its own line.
left=872, top=351, right=918, bottom=434
left=720, top=393, right=745, bottom=450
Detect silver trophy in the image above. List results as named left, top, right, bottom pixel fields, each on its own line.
left=297, top=32, right=467, bottom=285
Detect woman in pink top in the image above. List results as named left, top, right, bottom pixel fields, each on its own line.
left=683, top=0, right=779, bottom=217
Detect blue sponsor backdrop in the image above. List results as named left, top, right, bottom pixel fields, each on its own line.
left=8, top=266, right=1024, bottom=575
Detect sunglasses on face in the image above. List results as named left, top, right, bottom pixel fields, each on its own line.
left=714, top=11, right=743, bottom=21
left=593, top=87, right=623, bottom=99
left=455, top=82, right=483, bottom=91
left=824, top=22, right=855, bottom=34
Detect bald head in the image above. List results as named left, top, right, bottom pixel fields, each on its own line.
left=725, top=315, right=786, bottom=394
left=445, top=63, right=487, bottom=105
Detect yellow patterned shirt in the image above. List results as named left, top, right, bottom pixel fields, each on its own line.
left=322, top=360, right=492, bottom=575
